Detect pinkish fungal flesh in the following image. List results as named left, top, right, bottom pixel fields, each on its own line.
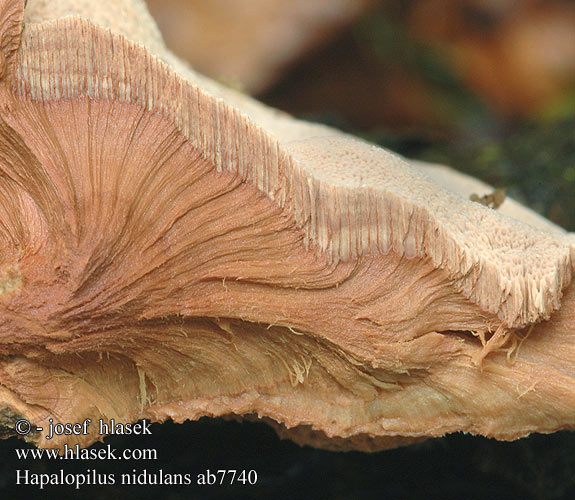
left=0, top=0, right=573, bottom=452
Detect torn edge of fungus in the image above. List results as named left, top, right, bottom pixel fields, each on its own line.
left=471, top=324, right=527, bottom=368
left=281, top=354, right=313, bottom=387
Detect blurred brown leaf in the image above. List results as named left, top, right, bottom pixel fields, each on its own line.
left=409, top=0, right=575, bottom=117
left=146, top=0, right=374, bottom=93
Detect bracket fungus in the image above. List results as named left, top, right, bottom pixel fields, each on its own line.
left=0, top=0, right=574, bottom=452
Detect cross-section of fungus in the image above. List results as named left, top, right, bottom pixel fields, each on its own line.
left=0, top=0, right=573, bottom=452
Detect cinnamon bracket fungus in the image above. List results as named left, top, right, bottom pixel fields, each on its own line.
left=0, top=0, right=573, bottom=452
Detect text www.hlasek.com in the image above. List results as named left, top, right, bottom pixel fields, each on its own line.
left=16, top=444, right=157, bottom=461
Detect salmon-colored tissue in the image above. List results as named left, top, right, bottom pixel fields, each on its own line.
left=0, top=0, right=573, bottom=452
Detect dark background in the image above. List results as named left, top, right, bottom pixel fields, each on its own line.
left=1, top=419, right=575, bottom=500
